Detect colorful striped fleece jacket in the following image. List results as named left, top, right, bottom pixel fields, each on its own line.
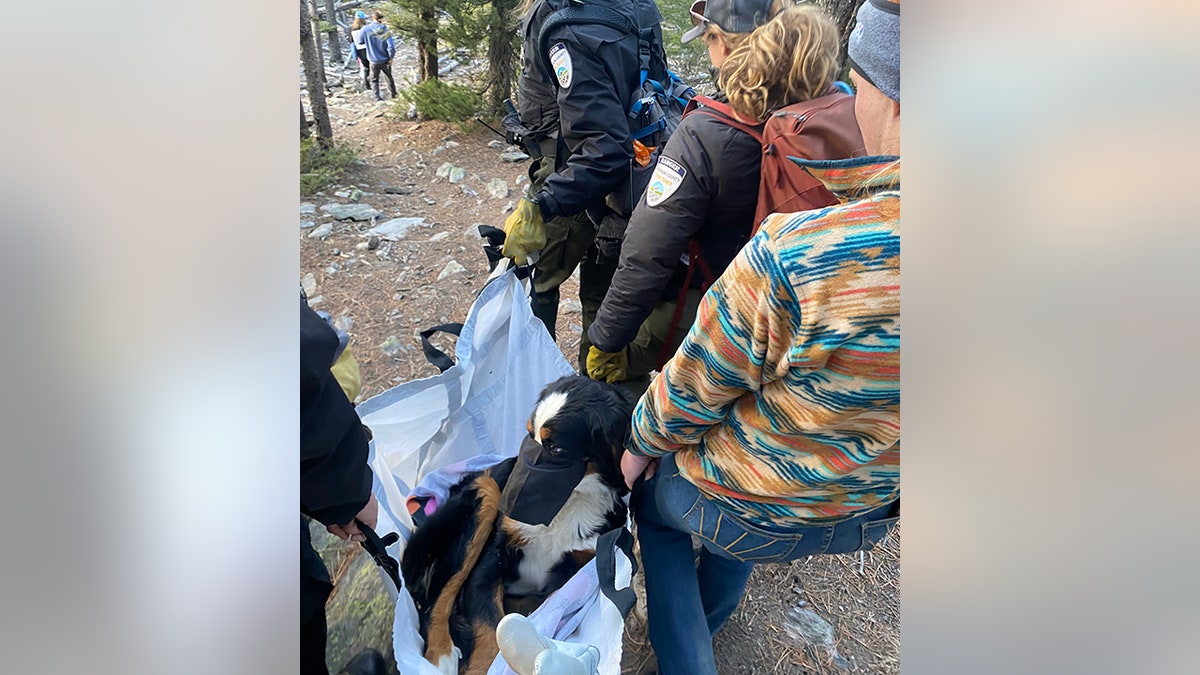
left=628, top=156, right=900, bottom=530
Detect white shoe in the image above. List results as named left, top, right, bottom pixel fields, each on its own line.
left=496, top=613, right=599, bottom=675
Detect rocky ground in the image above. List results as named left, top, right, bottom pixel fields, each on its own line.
left=302, top=46, right=899, bottom=675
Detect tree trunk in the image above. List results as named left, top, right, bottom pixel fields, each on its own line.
left=814, top=0, right=865, bottom=74
left=308, top=0, right=327, bottom=87
left=416, top=0, right=439, bottom=82
left=323, top=0, right=342, bottom=62
left=301, top=101, right=310, bottom=142
left=301, top=0, right=334, bottom=145
left=486, top=0, right=519, bottom=116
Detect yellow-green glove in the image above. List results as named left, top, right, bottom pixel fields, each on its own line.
left=586, top=346, right=628, bottom=383
left=330, top=345, right=362, bottom=403
left=501, top=197, right=546, bottom=266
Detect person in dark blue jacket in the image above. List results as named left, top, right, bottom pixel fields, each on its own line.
left=361, top=12, right=397, bottom=101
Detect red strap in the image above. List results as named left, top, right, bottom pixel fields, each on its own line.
left=656, top=241, right=717, bottom=371
left=684, top=96, right=763, bottom=144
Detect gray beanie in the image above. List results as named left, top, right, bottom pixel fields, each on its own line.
left=847, top=0, right=900, bottom=102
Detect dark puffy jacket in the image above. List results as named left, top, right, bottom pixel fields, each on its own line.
left=530, top=0, right=656, bottom=220
left=588, top=108, right=761, bottom=352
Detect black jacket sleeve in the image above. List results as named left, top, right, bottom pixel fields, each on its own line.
left=300, top=298, right=371, bottom=527
left=588, top=114, right=763, bottom=353
left=588, top=118, right=713, bottom=352
left=536, top=27, right=635, bottom=219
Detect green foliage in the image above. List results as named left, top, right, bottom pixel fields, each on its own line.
left=398, top=79, right=482, bottom=122
left=656, top=0, right=711, bottom=87
left=300, top=138, right=358, bottom=195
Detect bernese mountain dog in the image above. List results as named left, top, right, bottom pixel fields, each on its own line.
left=400, top=375, right=634, bottom=675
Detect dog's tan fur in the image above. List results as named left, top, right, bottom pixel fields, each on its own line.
left=424, top=475, right=501, bottom=665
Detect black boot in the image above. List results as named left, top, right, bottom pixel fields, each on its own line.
left=337, top=648, right=388, bottom=675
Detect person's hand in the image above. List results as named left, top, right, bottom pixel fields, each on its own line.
left=327, top=493, right=379, bottom=542
left=502, top=197, right=547, bottom=266
left=620, top=451, right=658, bottom=490
left=586, top=346, right=628, bottom=383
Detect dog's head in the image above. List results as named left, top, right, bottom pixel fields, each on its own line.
left=499, top=376, right=635, bottom=525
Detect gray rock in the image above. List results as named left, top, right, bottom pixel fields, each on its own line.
left=562, top=299, right=583, bottom=314
left=348, top=188, right=363, bottom=202
left=299, top=202, right=316, bottom=215
left=368, top=217, right=426, bottom=241
left=437, top=260, right=468, bottom=281
left=443, top=140, right=461, bottom=149
left=367, top=235, right=381, bottom=250
left=429, top=232, right=451, bottom=242
left=321, top=203, right=381, bottom=221
left=460, top=187, right=478, bottom=197
left=300, top=220, right=316, bottom=229
left=384, top=185, right=414, bottom=195
left=568, top=322, right=584, bottom=335
left=437, top=59, right=460, bottom=77
left=436, top=162, right=455, bottom=179
left=488, top=139, right=504, bottom=149
left=334, top=190, right=351, bottom=199
left=307, top=295, right=325, bottom=306
left=448, top=167, right=467, bottom=184
left=487, top=178, right=509, bottom=199
left=333, top=316, right=353, bottom=332
left=301, top=272, right=318, bottom=297
left=431, top=146, right=446, bottom=157
left=308, top=223, right=334, bottom=240
left=503, top=200, right=515, bottom=212
left=500, top=151, right=531, bottom=163
left=325, top=264, right=341, bottom=274
left=381, top=335, right=403, bottom=356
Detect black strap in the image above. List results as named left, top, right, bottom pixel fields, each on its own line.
left=420, top=323, right=464, bottom=373
left=356, top=519, right=402, bottom=591
left=595, top=526, right=638, bottom=617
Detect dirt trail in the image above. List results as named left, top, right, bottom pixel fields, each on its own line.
left=302, top=64, right=898, bottom=675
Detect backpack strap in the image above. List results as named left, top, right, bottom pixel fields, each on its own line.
left=683, top=96, right=764, bottom=144
left=656, top=240, right=717, bottom=371
left=537, top=2, right=636, bottom=83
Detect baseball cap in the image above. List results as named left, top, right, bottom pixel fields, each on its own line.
left=355, top=10, right=368, bottom=18
left=499, top=435, right=589, bottom=526
left=681, top=0, right=776, bottom=44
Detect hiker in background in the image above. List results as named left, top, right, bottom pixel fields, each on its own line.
left=585, top=0, right=863, bottom=390
left=620, top=1, right=901, bottom=673
left=300, top=296, right=384, bottom=675
left=362, top=11, right=398, bottom=102
left=349, top=10, right=371, bottom=91
left=501, top=0, right=671, bottom=370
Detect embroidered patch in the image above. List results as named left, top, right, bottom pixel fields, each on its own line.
left=645, top=156, right=686, bottom=207
left=549, top=42, right=572, bottom=89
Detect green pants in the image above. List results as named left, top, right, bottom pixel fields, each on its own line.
left=527, top=137, right=619, bottom=371
left=614, top=287, right=706, bottom=398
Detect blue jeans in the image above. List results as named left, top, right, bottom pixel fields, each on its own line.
left=633, top=454, right=899, bottom=675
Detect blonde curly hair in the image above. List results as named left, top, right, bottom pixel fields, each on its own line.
left=715, top=3, right=840, bottom=122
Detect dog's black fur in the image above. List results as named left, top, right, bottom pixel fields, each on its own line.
left=400, top=376, right=634, bottom=674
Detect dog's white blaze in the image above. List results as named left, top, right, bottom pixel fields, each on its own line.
left=506, top=473, right=616, bottom=596
left=531, top=390, right=570, bottom=443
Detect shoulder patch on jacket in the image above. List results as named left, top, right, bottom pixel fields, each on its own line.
left=549, top=42, right=572, bottom=88
left=645, top=156, right=686, bottom=207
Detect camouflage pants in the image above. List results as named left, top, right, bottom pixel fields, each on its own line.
left=527, top=137, right=619, bottom=371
